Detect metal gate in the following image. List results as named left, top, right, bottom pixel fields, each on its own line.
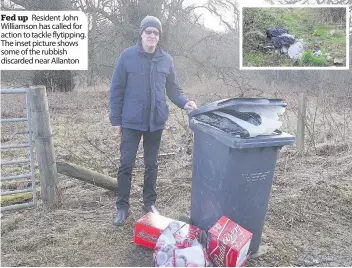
left=1, top=88, right=37, bottom=212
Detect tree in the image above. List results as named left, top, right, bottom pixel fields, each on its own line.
left=69, top=0, right=247, bottom=90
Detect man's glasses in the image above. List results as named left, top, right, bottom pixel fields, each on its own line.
left=144, top=30, right=160, bottom=36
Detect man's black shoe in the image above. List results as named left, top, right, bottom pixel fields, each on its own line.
left=143, top=204, right=159, bottom=214
left=113, top=208, right=130, bottom=226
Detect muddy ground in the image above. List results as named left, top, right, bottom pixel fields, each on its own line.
left=1, top=89, right=352, bottom=267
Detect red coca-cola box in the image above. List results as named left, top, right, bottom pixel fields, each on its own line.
left=134, top=212, right=174, bottom=249
left=206, top=216, right=252, bottom=267
left=134, top=212, right=203, bottom=250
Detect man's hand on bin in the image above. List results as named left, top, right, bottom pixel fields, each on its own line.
left=113, top=126, right=121, bottom=136
left=184, top=101, right=197, bottom=110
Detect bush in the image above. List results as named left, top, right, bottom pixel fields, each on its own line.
left=243, top=8, right=283, bottom=34
left=33, top=70, right=75, bottom=92
left=301, top=50, right=329, bottom=66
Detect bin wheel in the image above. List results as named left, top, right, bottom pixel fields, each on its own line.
left=199, top=229, right=208, bottom=248
left=178, top=215, right=192, bottom=224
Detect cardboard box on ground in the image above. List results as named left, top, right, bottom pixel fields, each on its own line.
left=207, top=216, right=253, bottom=267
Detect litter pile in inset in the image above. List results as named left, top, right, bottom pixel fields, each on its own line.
left=265, top=27, right=302, bottom=59
left=259, top=26, right=344, bottom=65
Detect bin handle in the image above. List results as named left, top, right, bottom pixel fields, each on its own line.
left=216, top=98, right=233, bottom=106
left=216, top=98, right=287, bottom=107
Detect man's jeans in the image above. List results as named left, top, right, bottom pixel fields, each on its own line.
left=116, top=128, right=163, bottom=210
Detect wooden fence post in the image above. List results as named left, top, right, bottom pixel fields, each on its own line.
left=296, top=93, right=307, bottom=152
left=30, top=85, right=60, bottom=208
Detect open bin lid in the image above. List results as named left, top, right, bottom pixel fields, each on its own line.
left=188, top=98, right=295, bottom=149
left=188, top=97, right=288, bottom=118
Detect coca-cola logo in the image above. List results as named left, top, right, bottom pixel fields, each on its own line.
left=137, top=230, right=157, bottom=243
left=223, top=224, right=245, bottom=248
left=212, top=242, right=226, bottom=266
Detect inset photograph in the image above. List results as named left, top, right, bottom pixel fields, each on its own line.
left=240, top=6, right=349, bottom=69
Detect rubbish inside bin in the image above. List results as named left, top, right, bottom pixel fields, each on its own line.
left=194, top=113, right=251, bottom=138
left=193, top=105, right=284, bottom=138
left=218, top=108, right=262, bottom=126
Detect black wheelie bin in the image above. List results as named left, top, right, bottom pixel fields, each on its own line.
left=187, top=98, right=295, bottom=254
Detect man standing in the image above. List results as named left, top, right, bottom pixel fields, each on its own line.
left=110, top=15, right=197, bottom=226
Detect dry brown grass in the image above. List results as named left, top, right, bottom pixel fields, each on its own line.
left=1, top=82, right=352, bottom=266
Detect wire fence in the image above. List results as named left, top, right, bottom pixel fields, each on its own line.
left=1, top=89, right=351, bottom=178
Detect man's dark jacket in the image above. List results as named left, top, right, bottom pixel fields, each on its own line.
left=109, top=41, right=189, bottom=132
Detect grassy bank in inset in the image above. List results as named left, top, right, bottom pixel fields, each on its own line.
left=242, top=7, right=346, bottom=67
